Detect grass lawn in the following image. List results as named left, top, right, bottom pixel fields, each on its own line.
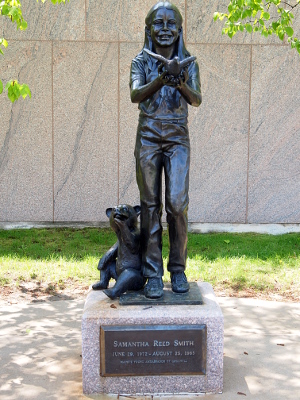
left=0, top=228, right=299, bottom=302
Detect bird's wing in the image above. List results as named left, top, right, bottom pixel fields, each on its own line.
left=144, top=48, right=167, bottom=64
left=179, top=56, right=197, bottom=69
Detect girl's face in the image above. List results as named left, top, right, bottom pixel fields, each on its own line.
left=150, top=7, right=180, bottom=48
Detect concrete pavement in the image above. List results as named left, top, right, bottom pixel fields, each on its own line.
left=0, top=295, right=299, bottom=400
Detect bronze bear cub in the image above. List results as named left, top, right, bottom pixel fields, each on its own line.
left=92, top=205, right=145, bottom=299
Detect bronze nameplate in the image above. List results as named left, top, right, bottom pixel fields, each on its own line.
left=100, top=324, right=207, bottom=376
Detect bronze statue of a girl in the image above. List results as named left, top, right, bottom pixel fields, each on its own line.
left=130, top=2, right=202, bottom=299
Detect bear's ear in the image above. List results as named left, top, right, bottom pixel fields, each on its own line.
left=106, top=208, right=113, bottom=218
left=133, top=205, right=141, bottom=217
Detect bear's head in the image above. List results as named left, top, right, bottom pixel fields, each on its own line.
left=106, top=204, right=141, bottom=232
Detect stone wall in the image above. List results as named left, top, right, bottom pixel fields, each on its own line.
left=0, top=0, right=299, bottom=223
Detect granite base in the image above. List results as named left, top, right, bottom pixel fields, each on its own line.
left=81, top=282, right=223, bottom=395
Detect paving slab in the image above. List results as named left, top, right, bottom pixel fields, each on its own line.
left=0, top=295, right=299, bottom=399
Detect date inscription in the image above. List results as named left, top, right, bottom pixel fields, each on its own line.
left=100, top=324, right=206, bottom=376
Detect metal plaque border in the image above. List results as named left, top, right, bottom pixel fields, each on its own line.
left=100, top=324, right=207, bottom=377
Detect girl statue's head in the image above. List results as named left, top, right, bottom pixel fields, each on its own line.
left=143, top=2, right=189, bottom=59
left=145, top=2, right=183, bottom=28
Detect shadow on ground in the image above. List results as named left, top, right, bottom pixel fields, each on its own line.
left=0, top=299, right=86, bottom=400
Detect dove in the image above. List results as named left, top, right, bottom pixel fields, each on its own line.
left=144, top=48, right=196, bottom=77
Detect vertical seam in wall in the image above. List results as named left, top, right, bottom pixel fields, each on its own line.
left=117, top=41, right=120, bottom=204
left=85, top=0, right=87, bottom=41
left=246, top=44, right=252, bottom=224
left=52, top=41, right=55, bottom=222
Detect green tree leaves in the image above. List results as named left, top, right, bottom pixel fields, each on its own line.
left=0, top=0, right=27, bottom=30
left=0, top=37, right=8, bottom=55
left=5, top=80, right=31, bottom=102
left=37, top=0, right=69, bottom=4
left=285, top=26, right=294, bottom=37
left=214, top=0, right=300, bottom=55
left=0, top=0, right=69, bottom=102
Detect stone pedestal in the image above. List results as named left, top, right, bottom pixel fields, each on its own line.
left=82, top=282, right=223, bottom=395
